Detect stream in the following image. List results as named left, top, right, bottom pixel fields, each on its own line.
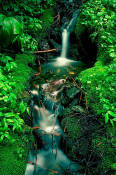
left=24, top=9, right=83, bottom=175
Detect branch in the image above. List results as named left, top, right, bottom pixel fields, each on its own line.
left=34, top=49, right=57, bottom=54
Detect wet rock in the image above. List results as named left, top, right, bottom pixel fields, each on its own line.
left=66, top=87, right=80, bottom=99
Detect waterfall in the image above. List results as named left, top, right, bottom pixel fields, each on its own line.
left=60, top=29, right=70, bottom=58
left=56, top=9, right=80, bottom=66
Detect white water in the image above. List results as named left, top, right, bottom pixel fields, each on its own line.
left=56, top=28, right=75, bottom=67
left=56, top=10, right=80, bottom=67
left=61, top=29, right=69, bottom=58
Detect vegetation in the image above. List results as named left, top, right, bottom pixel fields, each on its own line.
left=0, top=0, right=116, bottom=174
left=74, top=0, right=116, bottom=173
left=75, top=0, right=116, bottom=126
left=0, top=0, right=55, bottom=142
left=0, top=1, right=55, bottom=173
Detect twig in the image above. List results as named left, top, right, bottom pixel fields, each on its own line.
left=71, top=76, right=88, bottom=110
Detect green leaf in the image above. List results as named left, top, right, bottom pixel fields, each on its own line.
left=26, top=107, right=30, bottom=115
left=108, top=111, right=116, bottom=118
left=0, top=112, right=3, bottom=117
left=5, top=112, right=15, bottom=117
left=111, top=163, right=116, bottom=170
left=105, top=113, right=109, bottom=123
left=7, top=119, right=14, bottom=123
left=19, top=101, right=26, bottom=113
left=28, top=24, right=34, bottom=30
left=13, top=125, right=16, bottom=131
left=110, top=119, right=114, bottom=126
left=35, top=23, right=42, bottom=30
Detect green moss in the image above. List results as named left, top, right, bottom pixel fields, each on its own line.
left=0, top=133, right=29, bottom=175
left=62, top=116, right=80, bottom=158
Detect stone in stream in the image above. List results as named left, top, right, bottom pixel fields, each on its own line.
left=41, top=79, right=66, bottom=102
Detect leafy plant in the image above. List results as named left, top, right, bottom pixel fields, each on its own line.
left=0, top=15, right=23, bottom=49
left=0, top=0, right=55, bottom=144
left=0, top=53, right=34, bottom=142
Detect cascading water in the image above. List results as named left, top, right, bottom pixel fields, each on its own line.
left=24, top=9, right=82, bottom=175
left=56, top=29, right=70, bottom=66
left=61, top=29, right=69, bottom=58
left=56, top=9, right=80, bottom=67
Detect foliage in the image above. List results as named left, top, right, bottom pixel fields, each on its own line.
left=14, top=34, right=38, bottom=52
left=0, top=0, right=55, bottom=52
left=0, top=54, right=34, bottom=142
left=76, top=0, right=116, bottom=64
left=78, top=61, right=116, bottom=125
left=76, top=0, right=116, bottom=125
left=0, top=0, right=55, bottom=143
left=0, top=14, right=23, bottom=49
